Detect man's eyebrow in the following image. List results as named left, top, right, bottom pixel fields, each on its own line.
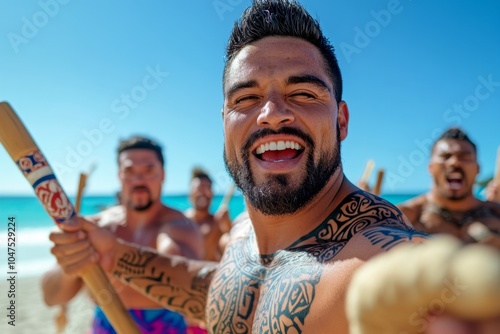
left=286, top=75, right=331, bottom=92
left=226, top=80, right=258, bottom=99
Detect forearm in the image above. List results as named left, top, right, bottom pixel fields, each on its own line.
left=111, top=240, right=218, bottom=321
left=41, top=266, right=83, bottom=306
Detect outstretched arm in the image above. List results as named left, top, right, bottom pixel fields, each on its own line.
left=40, top=266, right=83, bottom=306
left=50, top=217, right=218, bottom=321
left=111, top=242, right=218, bottom=320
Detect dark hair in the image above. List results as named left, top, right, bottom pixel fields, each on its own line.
left=224, top=0, right=343, bottom=102
left=117, top=136, right=165, bottom=166
left=191, top=167, right=212, bottom=184
left=432, top=127, right=477, bottom=153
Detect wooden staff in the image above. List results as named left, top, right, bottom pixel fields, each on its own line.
left=373, top=169, right=385, bottom=196
left=0, top=102, right=140, bottom=334
left=75, top=163, right=96, bottom=213
left=360, top=159, right=375, bottom=186
left=219, top=184, right=235, bottom=210
left=495, top=146, right=500, bottom=182
left=56, top=163, right=97, bottom=333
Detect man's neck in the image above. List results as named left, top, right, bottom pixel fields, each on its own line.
left=125, top=201, right=163, bottom=227
left=248, top=170, right=350, bottom=255
left=190, top=209, right=213, bottom=224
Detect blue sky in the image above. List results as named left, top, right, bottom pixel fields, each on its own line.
left=1, top=0, right=499, bottom=197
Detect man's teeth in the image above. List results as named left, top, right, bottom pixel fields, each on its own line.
left=255, top=141, right=302, bottom=155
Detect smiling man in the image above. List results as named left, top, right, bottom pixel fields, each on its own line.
left=47, top=1, right=427, bottom=333
left=398, top=127, right=500, bottom=248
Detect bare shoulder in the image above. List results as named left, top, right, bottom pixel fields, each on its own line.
left=484, top=200, right=500, bottom=215
left=397, top=194, right=427, bottom=222
left=344, top=191, right=428, bottom=255
left=156, top=205, right=203, bottom=258
left=283, top=191, right=427, bottom=264
left=158, top=205, right=200, bottom=233
left=88, top=205, right=125, bottom=228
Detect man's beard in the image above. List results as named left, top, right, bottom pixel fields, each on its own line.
left=224, top=126, right=342, bottom=216
left=127, top=186, right=154, bottom=211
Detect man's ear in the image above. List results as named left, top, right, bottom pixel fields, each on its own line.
left=337, top=101, right=349, bottom=141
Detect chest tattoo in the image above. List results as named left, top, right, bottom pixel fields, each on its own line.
left=207, top=191, right=417, bottom=333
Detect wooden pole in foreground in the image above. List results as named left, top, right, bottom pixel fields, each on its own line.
left=0, top=102, right=140, bottom=334
left=57, top=164, right=97, bottom=333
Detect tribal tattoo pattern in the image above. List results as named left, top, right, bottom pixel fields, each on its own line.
left=112, top=191, right=422, bottom=333
left=206, top=191, right=420, bottom=333
left=113, top=248, right=215, bottom=320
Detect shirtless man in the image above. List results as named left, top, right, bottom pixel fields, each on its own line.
left=48, top=2, right=426, bottom=333
left=398, top=127, right=500, bottom=248
left=185, top=168, right=232, bottom=261
left=41, top=136, right=203, bottom=333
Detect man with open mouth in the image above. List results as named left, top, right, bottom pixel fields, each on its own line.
left=399, top=127, right=500, bottom=248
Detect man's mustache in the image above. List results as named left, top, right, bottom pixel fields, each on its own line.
left=131, top=186, right=151, bottom=193
left=242, top=126, right=314, bottom=153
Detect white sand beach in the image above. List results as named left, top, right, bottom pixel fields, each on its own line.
left=1, top=275, right=94, bottom=334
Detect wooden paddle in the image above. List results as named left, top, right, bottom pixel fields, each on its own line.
left=219, top=184, right=235, bottom=210
left=495, top=146, right=500, bottom=182
left=373, top=169, right=385, bottom=196
left=75, top=163, right=96, bottom=213
left=0, top=102, right=140, bottom=334
left=360, top=159, right=375, bottom=186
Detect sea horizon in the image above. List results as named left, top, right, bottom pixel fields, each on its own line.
left=1, top=192, right=421, bottom=278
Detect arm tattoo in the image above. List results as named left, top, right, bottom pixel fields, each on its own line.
left=288, top=191, right=421, bottom=260
left=113, top=248, right=217, bottom=320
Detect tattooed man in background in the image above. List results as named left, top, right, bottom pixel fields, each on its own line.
left=48, top=1, right=426, bottom=333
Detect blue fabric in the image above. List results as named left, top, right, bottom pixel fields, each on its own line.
left=92, top=306, right=187, bottom=334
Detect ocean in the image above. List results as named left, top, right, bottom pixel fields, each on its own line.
left=0, top=193, right=417, bottom=278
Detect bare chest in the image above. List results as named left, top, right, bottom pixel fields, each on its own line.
left=419, top=204, right=499, bottom=240
left=206, top=243, right=326, bottom=333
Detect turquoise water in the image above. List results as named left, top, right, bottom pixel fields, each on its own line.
left=0, top=193, right=416, bottom=231
left=0, top=193, right=417, bottom=277
left=0, top=194, right=248, bottom=230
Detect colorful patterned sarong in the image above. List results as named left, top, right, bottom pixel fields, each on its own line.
left=92, top=306, right=187, bottom=334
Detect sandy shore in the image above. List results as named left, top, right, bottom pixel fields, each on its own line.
left=1, top=275, right=94, bottom=334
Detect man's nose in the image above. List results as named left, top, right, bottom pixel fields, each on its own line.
left=446, top=154, right=462, bottom=167
left=257, top=94, right=295, bottom=129
left=129, top=172, right=148, bottom=183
